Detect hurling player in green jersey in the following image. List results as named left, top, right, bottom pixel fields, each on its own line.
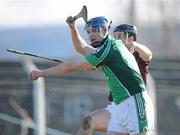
left=30, top=16, right=154, bottom=135
left=66, top=16, right=154, bottom=135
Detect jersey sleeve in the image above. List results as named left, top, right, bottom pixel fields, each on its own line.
left=133, top=51, right=150, bottom=85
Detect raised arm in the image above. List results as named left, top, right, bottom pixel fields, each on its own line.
left=66, top=16, right=95, bottom=56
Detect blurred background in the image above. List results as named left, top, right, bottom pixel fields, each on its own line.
left=0, top=0, right=180, bottom=135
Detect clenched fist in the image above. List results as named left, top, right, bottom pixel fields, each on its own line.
left=30, top=70, right=42, bottom=80
left=66, top=16, right=75, bottom=28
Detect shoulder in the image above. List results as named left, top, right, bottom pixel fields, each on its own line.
left=107, top=36, right=124, bottom=49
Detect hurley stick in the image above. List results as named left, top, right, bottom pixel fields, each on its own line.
left=7, top=49, right=64, bottom=63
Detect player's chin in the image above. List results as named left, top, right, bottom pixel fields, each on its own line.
left=91, top=41, right=101, bottom=48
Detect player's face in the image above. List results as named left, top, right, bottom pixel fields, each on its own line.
left=113, top=32, right=126, bottom=41
left=85, top=28, right=105, bottom=47
left=113, top=32, right=134, bottom=51
left=113, top=31, right=134, bottom=45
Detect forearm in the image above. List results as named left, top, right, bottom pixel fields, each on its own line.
left=134, top=42, right=152, bottom=61
left=66, top=16, right=94, bottom=56
left=30, top=58, right=96, bottom=80
left=39, top=63, right=81, bottom=77
left=70, top=26, right=94, bottom=56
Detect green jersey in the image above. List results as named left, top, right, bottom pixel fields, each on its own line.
left=85, top=35, right=146, bottom=104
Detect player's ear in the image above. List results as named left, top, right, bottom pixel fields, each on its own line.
left=103, top=27, right=108, bottom=32
left=118, top=33, right=122, bottom=39
left=102, top=27, right=108, bottom=36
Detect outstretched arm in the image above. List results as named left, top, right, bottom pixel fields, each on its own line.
left=133, top=42, right=152, bottom=61
left=30, top=57, right=96, bottom=80
left=66, top=16, right=95, bottom=56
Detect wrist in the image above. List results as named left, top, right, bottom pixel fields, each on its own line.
left=39, top=70, right=47, bottom=77
left=69, top=24, right=76, bottom=29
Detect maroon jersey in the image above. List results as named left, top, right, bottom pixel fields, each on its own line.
left=133, top=51, right=150, bottom=85
left=108, top=51, right=150, bottom=101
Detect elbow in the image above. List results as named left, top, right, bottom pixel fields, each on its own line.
left=76, top=48, right=84, bottom=54
left=144, top=51, right=152, bottom=61
left=76, top=48, right=86, bottom=56
left=149, top=51, right=152, bottom=60
left=73, top=41, right=88, bottom=56
left=148, top=50, right=153, bottom=61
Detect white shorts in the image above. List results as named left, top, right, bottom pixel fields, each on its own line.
left=106, top=91, right=154, bottom=135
